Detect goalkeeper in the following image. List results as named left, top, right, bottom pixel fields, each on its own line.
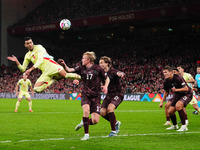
left=8, top=37, right=80, bottom=93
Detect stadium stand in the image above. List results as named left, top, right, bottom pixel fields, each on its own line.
left=11, top=0, right=199, bottom=27
left=4, top=0, right=200, bottom=94
left=3, top=29, right=200, bottom=93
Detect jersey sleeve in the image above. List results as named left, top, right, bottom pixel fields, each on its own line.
left=112, top=68, right=119, bottom=76
left=185, top=73, right=193, bottom=81
left=74, top=65, right=82, bottom=74
left=28, top=79, right=32, bottom=86
left=163, top=80, right=169, bottom=93
left=187, top=74, right=193, bottom=80
left=33, top=45, right=46, bottom=68
left=18, top=53, right=30, bottom=72
left=114, top=68, right=124, bottom=77
left=17, top=79, right=21, bottom=85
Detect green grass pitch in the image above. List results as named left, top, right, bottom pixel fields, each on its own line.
left=0, top=99, right=199, bottom=150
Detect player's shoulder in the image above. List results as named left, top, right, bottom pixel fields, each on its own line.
left=173, top=74, right=181, bottom=79
left=184, top=72, right=192, bottom=77
left=174, top=74, right=185, bottom=83
left=110, top=67, right=118, bottom=72
left=163, top=79, right=170, bottom=89
left=18, top=79, right=23, bottom=83
left=34, top=44, right=45, bottom=51
left=92, top=64, right=102, bottom=70
left=163, top=78, right=169, bottom=84
left=195, top=74, right=200, bottom=78
left=25, top=51, right=30, bottom=57
left=27, top=79, right=31, bottom=82
left=107, top=67, right=117, bottom=74
left=35, top=44, right=43, bottom=48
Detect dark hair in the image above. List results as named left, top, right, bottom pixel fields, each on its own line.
left=177, top=65, right=184, bottom=69
left=100, top=56, right=112, bottom=67
left=24, top=37, right=32, bottom=42
left=172, top=67, right=178, bottom=72
left=163, top=66, right=172, bottom=71
left=197, top=65, right=200, bottom=68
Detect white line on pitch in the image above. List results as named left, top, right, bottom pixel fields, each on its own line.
left=0, top=132, right=200, bottom=144
left=0, top=112, right=80, bottom=115
left=0, top=109, right=194, bottom=115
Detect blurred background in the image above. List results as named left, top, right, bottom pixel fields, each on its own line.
left=1, top=0, right=200, bottom=94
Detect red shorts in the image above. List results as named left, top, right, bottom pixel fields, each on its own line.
left=81, top=93, right=101, bottom=114
left=101, top=92, right=124, bottom=109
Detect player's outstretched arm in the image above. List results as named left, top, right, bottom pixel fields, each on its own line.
left=57, top=59, right=75, bottom=72
left=8, top=55, right=30, bottom=72
left=7, top=55, right=20, bottom=66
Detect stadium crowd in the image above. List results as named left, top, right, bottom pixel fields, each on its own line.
left=3, top=29, right=200, bottom=94
left=5, top=0, right=200, bottom=94
left=11, top=0, right=199, bottom=27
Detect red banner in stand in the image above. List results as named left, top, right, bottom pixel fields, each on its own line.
left=7, top=3, right=200, bottom=35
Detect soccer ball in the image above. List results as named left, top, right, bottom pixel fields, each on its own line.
left=59, top=19, right=71, bottom=30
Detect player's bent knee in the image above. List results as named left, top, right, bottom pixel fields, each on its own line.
left=100, top=111, right=106, bottom=116
left=100, top=108, right=106, bottom=116
left=83, top=110, right=90, bottom=116
left=165, top=104, right=169, bottom=109
left=168, top=109, right=175, bottom=114
left=175, top=105, right=183, bottom=111
left=107, top=108, right=114, bottom=113
left=92, top=119, right=99, bottom=124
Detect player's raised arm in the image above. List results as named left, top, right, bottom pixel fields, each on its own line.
left=7, top=55, right=20, bottom=64
left=57, top=59, right=75, bottom=72
left=7, top=55, right=22, bottom=70
left=7, top=55, right=30, bottom=73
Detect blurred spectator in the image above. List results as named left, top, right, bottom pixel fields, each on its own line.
left=3, top=30, right=200, bottom=94
left=11, top=0, right=199, bottom=27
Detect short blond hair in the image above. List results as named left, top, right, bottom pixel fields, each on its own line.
left=83, top=51, right=96, bottom=64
